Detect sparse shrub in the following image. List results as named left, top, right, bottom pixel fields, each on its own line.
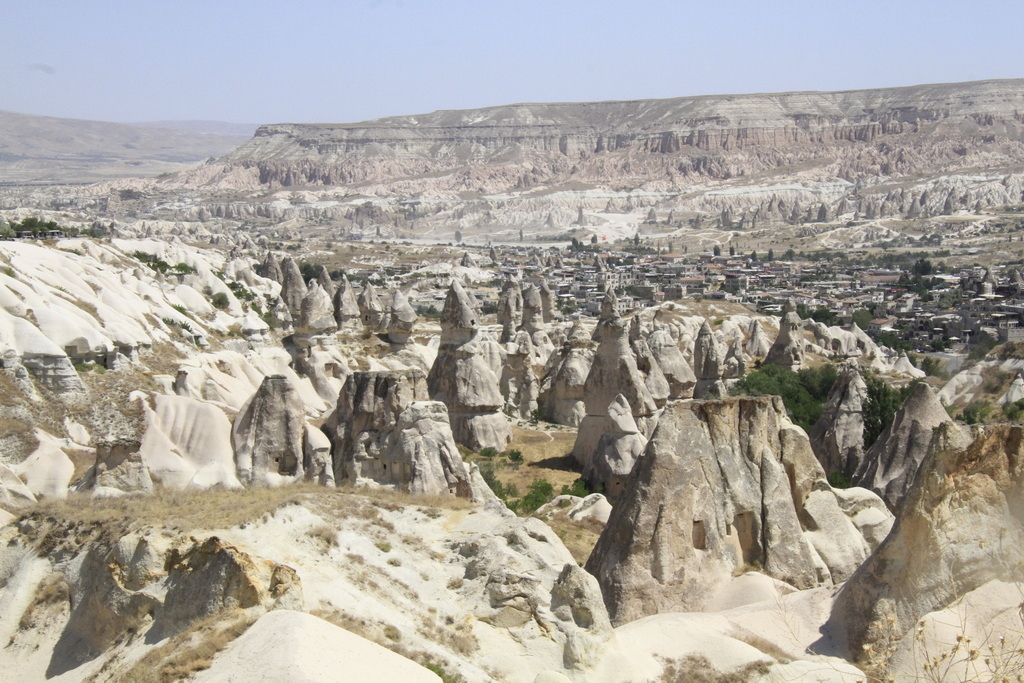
left=375, top=540, right=392, bottom=553
left=307, top=524, right=337, bottom=548
left=384, top=624, right=400, bottom=641
left=827, top=471, right=853, bottom=489
left=211, top=292, right=230, bottom=309
left=387, top=557, right=402, bottom=567
left=478, top=447, right=498, bottom=458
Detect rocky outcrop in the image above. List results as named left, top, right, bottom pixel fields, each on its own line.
left=357, top=282, right=385, bottom=331
left=809, top=361, right=867, bottom=478
left=333, top=274, right=361, bottom=330
left=745, top=319, right=772, bottom=359
left=583, top=394, right=648, bottom=500
left=218, top=80, right=1024, bottom=201
left=647, top=328, right=695, bottom=399
left=330, top=369, right=428, bottom=483
left=279, top=257, right=306, bottom=319
left=231, top=375, right=307, bottom=486
left=826, top=422, right=1024, bottom=667
left=385, top=290, right=417, bottom=345
left=572, top=314, right=657, bottom=469
left=298, top=282, right=336, bottom=333
left=496, top=278, right=523, bottom=343
left=330, top=369, right=473, bottom=496
left=538, top=322, right=595, bottom=426
left=427, top=281, right=511, bottom=452
left=765, top=307, right=805, bottom=370
left=692, top=320, right=726, bottom=398
left=586, top=396, right=880, bottom=624
left=381, top=401, right=473, bottom=497
left=500, top=330, right=539, bottom=420
left=854, top=382, right=952, bottom=511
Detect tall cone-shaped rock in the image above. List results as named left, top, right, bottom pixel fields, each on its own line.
left=584, top=394, right=647, bottom=500
left=427, top=281, right=511, bottom=451
left=586, top=396, right=879, bottom=624
left=333, top=274, right=361, bottom=330
left=572, top=314, right=658, bottom=469
left=298, top=282, right=337, bottom=333
left=854, top=381, right=952, bottom=511
left=826, top=422, right=1024, bottom=670
left=648, top=328, right=695, bottom=399
left=693, top=320, right=726, bottom=398
left=279, top=257, right=306, bottom=319
left=809, top=360, right=867, bottom=478
left=538, top=321, right=595, bottom=426
left=765, top=308, right=805, bottom=370
left=386, top=290, right=417, bottom=345
left=496, top=278, right=523, bottom=343
left=357, top=282, right=385, bottom=331
left=231, top=375, right=306, bottom=486
left=745, top=318, right=772, bottom=359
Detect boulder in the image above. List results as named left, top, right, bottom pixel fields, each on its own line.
left=381, top=401, right=473, bottom=497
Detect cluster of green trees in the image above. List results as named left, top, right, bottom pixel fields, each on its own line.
left=732, top=363, right=909, bottom=451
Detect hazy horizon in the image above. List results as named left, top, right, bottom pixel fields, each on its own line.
left=2, top=0, right=1022, bottom=126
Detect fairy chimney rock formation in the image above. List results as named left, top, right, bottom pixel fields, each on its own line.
left=854, top=381, right=952, bottom=511
left=765, top=309, right=806, bottom=370
left=586, top=396, right=880, bottom=625
left=427, top=281, right=512, bottom=452
left=298, top=282, right=337, bottom=333
left=693, top=320, right=726, bottom=398
left=386, top=290, right=418, bottom=345
left=231, top=375, right=307, bottom=486
left=584, top=394, right=648, bottom=500
left=572, top=314, right=658, bottom=469
left=333, top=274, right=361, bottom=330
left=809, top=361, right=868, bottom=478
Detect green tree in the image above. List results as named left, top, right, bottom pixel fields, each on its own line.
left=862, top=374, right=912, bottom=449
left=713, top=245, right=722, bottom=257
left=731, top=364, right=837, bottom=432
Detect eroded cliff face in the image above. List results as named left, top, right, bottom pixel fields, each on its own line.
left=826, top=422, right=1024, bottom=672
left=585, top=396, right=889, bottom=625
left=217, top=80, right=1024, bottom=192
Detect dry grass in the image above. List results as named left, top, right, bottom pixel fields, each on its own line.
left=728, top=629, right=792, bottom=663
left=15, top=572, right=69, bottom=635
left=481, top=425, right=581, bottom=495
left=659, top=655, right=771, bottom=683
left=116, top=608, right=256, bottom=683
left=18, top=483, right=477, bottom=560
left=540, top=513, right=605, bottom=565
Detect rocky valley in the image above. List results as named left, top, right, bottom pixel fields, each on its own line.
left=0, top=79, right=1023, bottom=682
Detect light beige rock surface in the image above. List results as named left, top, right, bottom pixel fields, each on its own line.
left=827, top=422, right=1024, bottom=668
left=195, top=610, right=442, bottom=682
left=854, top=381, right=952, bottom=510
left=586, top=396, right=875, bottom=625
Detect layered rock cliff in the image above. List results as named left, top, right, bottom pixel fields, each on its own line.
left=217, top=80, right=1024, bottom=195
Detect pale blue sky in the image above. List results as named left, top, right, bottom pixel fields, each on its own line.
left=2, top=0, right=1021, bottom=125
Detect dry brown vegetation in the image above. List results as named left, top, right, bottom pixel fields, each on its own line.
left=540, top=512, right=604, bottom=565
left=659, top=655, right=771, bottom=683
left=17, top=483, right=477, bottom=558
left=487, top=425, right=581, bottom=494
left=114, top=608, right=257, bottom=683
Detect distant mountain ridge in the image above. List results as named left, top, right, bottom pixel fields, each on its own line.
left=0, top=110, right=251, bottom=184
left=214, top=78, right=1024, bottom=192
